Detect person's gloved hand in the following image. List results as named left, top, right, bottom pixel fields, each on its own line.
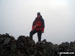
left=32, top=25, right=37, bottom=31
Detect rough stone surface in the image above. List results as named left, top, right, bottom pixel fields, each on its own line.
left=0, top=33, right=75, bottom=56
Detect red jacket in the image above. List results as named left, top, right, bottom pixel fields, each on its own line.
left=32, top=16, right=45, bottom=32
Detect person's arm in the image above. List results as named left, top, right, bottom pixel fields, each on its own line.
left=43, top=19, right=45, bottom=28
left=42, top=18, right=45, bottom=28
left=41, top=18, right=45, bottom=33
left=32, top=18, right=37, bottom=31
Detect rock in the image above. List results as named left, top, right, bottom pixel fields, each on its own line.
left=0, top=33, right=75, bottom=56
left=3, top=37, right=11, bottom=45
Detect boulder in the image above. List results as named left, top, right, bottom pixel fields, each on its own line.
left=0, top=33, right=75, bottom=56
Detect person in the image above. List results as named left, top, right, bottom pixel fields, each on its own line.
left=30, top=12, right=45, bottom=42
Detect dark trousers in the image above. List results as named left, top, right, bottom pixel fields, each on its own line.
left=30, top=30, right=42, bottom=42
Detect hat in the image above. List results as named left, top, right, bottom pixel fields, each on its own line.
left=37, top=12, right=40, bottom=15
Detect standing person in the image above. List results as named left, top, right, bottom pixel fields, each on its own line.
left=30, top=12, right=45, bottom=42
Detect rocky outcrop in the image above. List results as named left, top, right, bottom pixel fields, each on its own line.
left=0, top=33, right=75, bottom=56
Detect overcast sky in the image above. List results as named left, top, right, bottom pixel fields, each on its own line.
left=0, top=0, right=75, bottom=44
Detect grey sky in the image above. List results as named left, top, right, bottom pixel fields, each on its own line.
left=0, top=0, right=75, bottom=44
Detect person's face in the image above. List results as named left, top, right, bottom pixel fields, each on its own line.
left=37, top=15, right=40, bottom=17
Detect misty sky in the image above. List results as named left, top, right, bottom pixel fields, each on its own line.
left=0, top=0, right=75, bottom=44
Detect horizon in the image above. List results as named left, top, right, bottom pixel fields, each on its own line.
left=0, top=0, right=75, bottom=44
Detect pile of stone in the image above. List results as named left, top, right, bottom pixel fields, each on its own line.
left=0, top=33, right=75, bottom=56
left=0, top=33, right=16, bottom=56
